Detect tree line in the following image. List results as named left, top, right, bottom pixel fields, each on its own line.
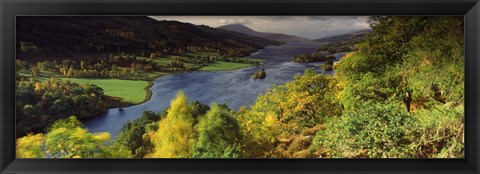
left=16, top=77, right=108, bottom=137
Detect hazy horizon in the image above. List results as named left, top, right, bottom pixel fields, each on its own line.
left=149, top=16, right=371, bottom=39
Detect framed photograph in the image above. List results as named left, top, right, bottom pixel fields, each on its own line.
left=1, top=0, right=479, bottom=173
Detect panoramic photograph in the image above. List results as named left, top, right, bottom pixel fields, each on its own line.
left=15, top=16, right=464, bottom=158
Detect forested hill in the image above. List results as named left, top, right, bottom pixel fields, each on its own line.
left=16, top=16, right=282, bottom=62
left=218, top=24, right=311, bottom=42
left=314, top=29, right=371, bottom=43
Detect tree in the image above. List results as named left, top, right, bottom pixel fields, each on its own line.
left=16, top=116, right=130, bottom=158
left=146, top=91, right=195, bottom=158
left=31, top=67, right=40, bottom=77
left=16, top=78, right=107, bottom=136
left=16, top=133, right=46, bottom=158
left=149, top=53, right=157, bottom=59
left=67, top=67, right=74, bottom=77
left=252, top=69, right=341, bottom=135
left=190, top=100, right=210, bottom=119
left=236, top=109, right=276, bottom=158
left=80, top=60, right=86, bottom=70
left=116, top=111, right=159, bottom=158
left=252, top=69, right=266, bottom=79
left=193, top=104, right=241, bottom=158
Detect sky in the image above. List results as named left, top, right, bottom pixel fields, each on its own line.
left=149, top=16, right=371, bottom=39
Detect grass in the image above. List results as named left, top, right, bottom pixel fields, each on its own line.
left=137, top=52, right=265, bottom=71
left=227, top=57, right=265, bottom=63
left=62, top=78, right=151, bottom=104
left=137, top=56, right=198, bottom=69
left=18, top=70, right=152, bottom=104
left=198, top=61, right=253, bottom=71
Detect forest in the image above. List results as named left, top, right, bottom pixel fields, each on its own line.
left=16, top=16, right=464, bottom=158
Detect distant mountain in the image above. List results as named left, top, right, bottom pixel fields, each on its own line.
left=218, top=24, right=311, bottom=43
left=16, top=16, right=282, bottom=61
left=314, top=29, right=372, bottom=43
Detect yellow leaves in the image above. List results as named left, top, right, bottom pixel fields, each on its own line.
left=17, top=116, right=125, bottom=158
left=168, top=91, right=191, bottom=120
left=34, top=82, right=43, bottom=92
left=264, top=112, right=279, bottom=127
left=236, top=110, right=277, bottom=158
left=342, top=52, right=356, bottom=61
left=51, top=83, right=59, bottom=90
left=94, top=132, right=111, bottom=141
left=16, top=133, right=46, bottom=158
left=147, top=91, right=194, bottom=158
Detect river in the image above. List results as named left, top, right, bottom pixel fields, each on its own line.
left=83, top=42, right=344, bottom=137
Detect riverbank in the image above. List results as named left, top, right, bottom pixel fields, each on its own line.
left=17, top=57, right=261, bottom=107
left=83, top=41, right=327, bottom=137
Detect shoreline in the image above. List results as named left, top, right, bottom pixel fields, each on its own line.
left=112, top=48, right=273, bottom=107
left=107, top=60, right=265, bottom=109
left=80, top=46, right=280, bottom=124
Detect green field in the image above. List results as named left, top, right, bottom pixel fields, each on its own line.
left=18, top=70, right=151, bottom=104
left=137, top=56, right=198, bottom=69
left=227, top=57, right=265, bottom=63
left=185, top=52, right=218, bottom=57
left=62, top=78, right=151, bottom=103
left=198, top=61, right=253, bottom=71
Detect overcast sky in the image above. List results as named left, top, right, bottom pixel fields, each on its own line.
left=149, top=16, right=371, bottom=39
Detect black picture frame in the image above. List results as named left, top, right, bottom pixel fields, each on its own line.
left=1, top=0, right=479, bottom=173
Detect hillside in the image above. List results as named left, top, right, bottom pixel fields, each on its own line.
left=16, top=16, right=282, bottom=62
left=218, top=24, right=311, bottom=42
left=292, top=29, right=371, bottom=63
left=314, top=29, right=372, bottom=43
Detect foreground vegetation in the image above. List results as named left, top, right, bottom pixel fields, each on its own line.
left=17, top=16, right=464, bottom=158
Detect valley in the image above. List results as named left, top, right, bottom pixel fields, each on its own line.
left=15, top=16, right=464, bottom=159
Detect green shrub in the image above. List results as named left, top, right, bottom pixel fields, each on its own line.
left=409, top=104, right=464, bottom=158
left=314, top=101, right=416, bottom=158
left=193, top=104, right=241, bottom=158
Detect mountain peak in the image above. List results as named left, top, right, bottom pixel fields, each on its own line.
left=217, top=24, right=310, bottom=43
left=218, top=24, right=257, bottom=34
left=222, top=23, right=249, bottom=27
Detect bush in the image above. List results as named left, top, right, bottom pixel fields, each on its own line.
left=251, top=69, right=341, bottom=136
left=314, top=101, right=416, bottom=158
left=322, top=64, right=333, bottom=71
left=409, top=104, right=464, bottom=158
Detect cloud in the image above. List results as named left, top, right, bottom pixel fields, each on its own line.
left=149, top=16, right=371, bottom=39
left=218, top=17, right=253, bottom=25
left=255, top=16, right=365, bottom=22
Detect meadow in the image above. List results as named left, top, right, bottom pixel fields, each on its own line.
left=198, top=61, right=252, bottom=71
left=64, top=78, right=151, bottom=104
left=18, top=70, right=152, bottom=103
